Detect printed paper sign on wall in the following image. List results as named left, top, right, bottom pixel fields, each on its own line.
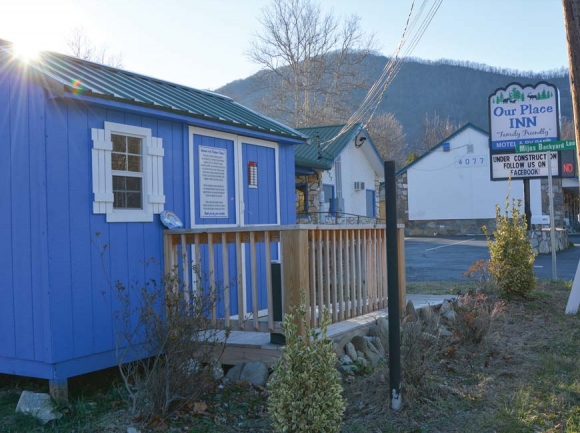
left=199, top=146, right=229, bottom=218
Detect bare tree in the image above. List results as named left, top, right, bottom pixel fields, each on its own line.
left=561, top=116, right=576, bottom=140
left=66, top=27, right=124, bottom=68
left=414, top=112, right=461, bottom=154
left=247, top=0, right=375, bottom=127
left=366, top=112, right=407, bottom=168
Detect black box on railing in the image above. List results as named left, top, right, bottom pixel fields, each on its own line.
left=270, top=260, right=285, bottom=345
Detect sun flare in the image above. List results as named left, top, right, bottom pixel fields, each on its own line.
left=12, top=40, right=40, bottom=63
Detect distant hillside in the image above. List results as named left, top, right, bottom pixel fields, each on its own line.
left=216, top=54, right=571, bottom=145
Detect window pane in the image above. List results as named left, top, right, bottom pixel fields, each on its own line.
left=112, top=134, right=126, bottom=152
left=113, top=191, right=126, bottom=208
left=127, top=137, right=141, bottom=155
left=126, top=177, right=142, bottom=191
left=126, top=191, right=142, bottom=209
left=112, top=153, right=127, bottom=171
left=127, top=155, right=142, bottom=172
left=113, top=175, right=126, bottom=190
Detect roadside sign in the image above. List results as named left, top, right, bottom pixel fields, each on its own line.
left=490, top=151, right=558, bottom=180
left=515, top=139, right=576, bottom=154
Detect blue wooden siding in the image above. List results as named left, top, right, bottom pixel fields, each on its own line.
left=0, top=65, right=299, bottom=381
left=279, top=145, right=296, bottom=225
left=242, top=143, right=277, bottom=225
left=0, top=66, right=52, bottom=364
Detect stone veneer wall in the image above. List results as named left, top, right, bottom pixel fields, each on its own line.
left=296, top=173, right=323, bottom=223
left=528, top=228, right=568, bottom=254
left=540, top=177, right=564, bottom=228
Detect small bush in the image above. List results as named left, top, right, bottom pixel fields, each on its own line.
left=400, top=313, right=442, bottom=389
left=483, top=192, right=537, bottom=297
left=453, top=293, right=505, bottom=345
left=268, top=296, right=345, bottom=433
left=90, top=231, right=230, bottom=423
left=113, top=267, right=227, bottom=421
left=463, top=259, right=495, bottom=293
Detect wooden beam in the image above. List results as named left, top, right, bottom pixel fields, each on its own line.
left=281, top=229, right=309, bottom=334
left=397, top=225, right=407, bottom=315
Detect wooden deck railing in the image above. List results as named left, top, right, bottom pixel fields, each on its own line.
left=163, top=224, right=405, bottom=333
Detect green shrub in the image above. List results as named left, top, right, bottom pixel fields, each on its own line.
left=268, top=296, right=345, bottom=433
left=483, top=193, right=537, bottom=297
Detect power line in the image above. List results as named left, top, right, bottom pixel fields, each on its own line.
left=319, top=0, right=444, bottom=152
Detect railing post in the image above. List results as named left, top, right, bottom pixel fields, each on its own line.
left=281, top=229, right=310, bottom=335
left=397, top=225, right=406, bottom=315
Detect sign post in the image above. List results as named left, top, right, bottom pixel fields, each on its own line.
left=514, top=141, right=573, bottom=279
left=547, top=153, right=557, bottom=280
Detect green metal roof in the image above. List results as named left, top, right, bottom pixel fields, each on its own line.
left=295, top=123, right=363, bottom=170
left=0, top=39, right=306, bottom=141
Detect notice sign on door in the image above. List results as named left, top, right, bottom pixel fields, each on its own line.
left=199, top=146, right=228, bottom=218
left=490, top=151, right=559, bottom=180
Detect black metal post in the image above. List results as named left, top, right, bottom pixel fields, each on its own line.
left=384, top=160, right=402, bottom=410
left=524, top=179, right=532, bottom=228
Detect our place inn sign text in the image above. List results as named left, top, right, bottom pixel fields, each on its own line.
left=488, top=81, right=560, bottom=180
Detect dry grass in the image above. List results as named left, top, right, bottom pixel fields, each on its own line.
left=340, top=279, right=580, bottom=433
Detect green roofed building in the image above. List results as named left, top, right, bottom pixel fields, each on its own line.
left=294, top=123, right=384, bottom=223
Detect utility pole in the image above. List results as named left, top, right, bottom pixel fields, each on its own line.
left=562, top=0, right=580, bottom=313
left=563, top=1, right=580, bottom=147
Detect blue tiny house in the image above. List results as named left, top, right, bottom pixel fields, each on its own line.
left=0, top=40, right=306, bottom=395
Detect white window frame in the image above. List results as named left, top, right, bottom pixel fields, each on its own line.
left=92, top=122, right=165, bottom=223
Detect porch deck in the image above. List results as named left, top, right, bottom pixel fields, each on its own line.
left=214, top=294, right=451, bottom=367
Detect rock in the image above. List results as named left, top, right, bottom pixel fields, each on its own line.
left=345, top=342, right=358, bottom=361
left=351, top=336, right=369, bottom=353
left=417, top=306, right=432, bottom=321
left=16, top=391, right=63, bottom=425
left=366, top=336, right=385, bottom=357
left=127, top=428, right=141, bottom=433
left=211, top=364, right=224, bottom=381
left=352, top=336, right=381, bottom=365
left=338, top=364, right=358, bottom=376
left=339, top=354, right=353, bottom=365
left=239, top=362, right=269, bottom=387
left=368, top=317, right=389, bottom=340
left=442, top=310, right=457, bottom=321
left=225, top=362, right=245, bottom=382
left=356, top=356, right=369, bottom=369
left=440, top=299, right=453, bottom=314
left=405, top=300, right=417, bottom=321
left=438, top=326, right=453, bottom=337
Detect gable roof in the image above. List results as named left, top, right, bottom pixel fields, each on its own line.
left=295, top=123, right=381, bottom=170
left=396, top=122, right=489, bottom=176
left=0, top=39, right=306, bottom=142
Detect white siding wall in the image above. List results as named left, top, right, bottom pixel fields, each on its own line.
left=321, top=140, right=378, bottom=216
left=407, top=127, right=541, bottom=220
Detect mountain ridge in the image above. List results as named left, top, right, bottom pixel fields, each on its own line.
left=216, top=53, right=572, bottom=145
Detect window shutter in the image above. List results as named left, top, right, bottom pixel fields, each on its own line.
left=147, top=136, right=165, bottom=214
left=91, top=128, right=114, bottom=214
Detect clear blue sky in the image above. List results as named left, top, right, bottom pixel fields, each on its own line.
left=1, top=0, right=570, bottom=91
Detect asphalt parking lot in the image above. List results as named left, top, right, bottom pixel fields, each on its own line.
left=405, top=234, right=580, bottom=282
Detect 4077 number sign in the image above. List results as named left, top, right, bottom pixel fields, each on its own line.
left=454, top=155, right=486, bottom=168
